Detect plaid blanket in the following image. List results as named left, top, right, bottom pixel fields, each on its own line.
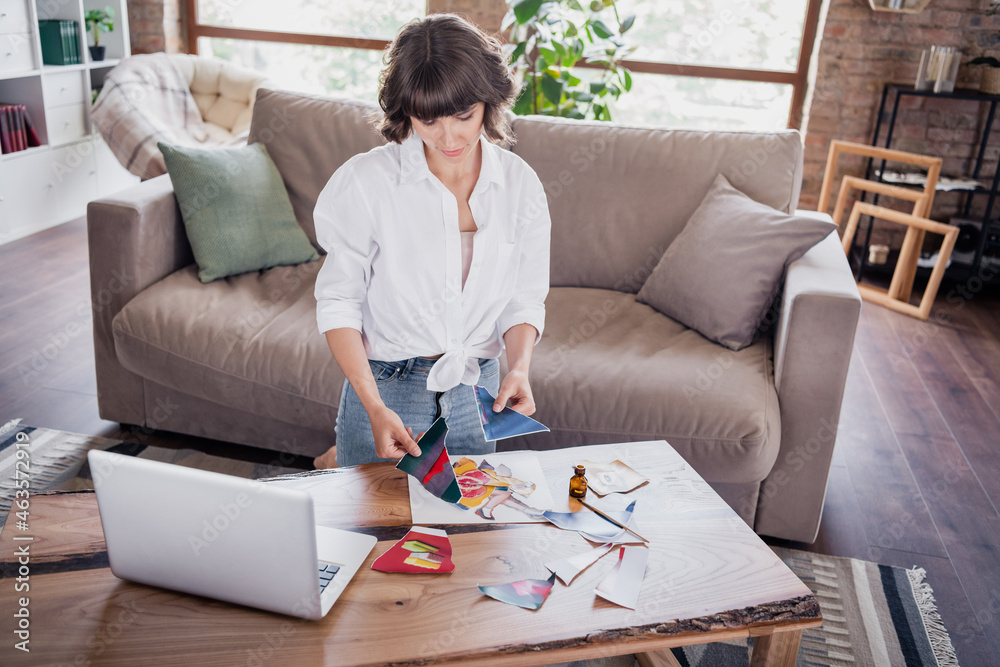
left=91, top=53, right=209, bottom=180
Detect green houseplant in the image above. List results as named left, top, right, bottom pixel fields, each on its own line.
left=85, top=7, right=115, bottom=62
left=502, top=0, right=636, bottom=120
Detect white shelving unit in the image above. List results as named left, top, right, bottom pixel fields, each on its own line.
left=0, top=0, right=139, bottom=247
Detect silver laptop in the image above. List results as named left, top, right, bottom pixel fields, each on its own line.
left=88, top=449, right=376, bottom=620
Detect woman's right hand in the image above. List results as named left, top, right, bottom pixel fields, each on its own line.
left=369, top=405, right=422, bottom=460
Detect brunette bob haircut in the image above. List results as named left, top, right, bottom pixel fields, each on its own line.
left=368, top=13, right=519, bottom=147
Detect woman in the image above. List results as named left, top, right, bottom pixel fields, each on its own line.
left=312, top=13, right=551, bottom=468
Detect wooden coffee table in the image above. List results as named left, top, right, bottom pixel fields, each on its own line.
left=0, top=440, right=819, bottom=666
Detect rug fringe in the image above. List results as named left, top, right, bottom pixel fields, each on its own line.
left=907, top=566, right=960, bottom=667
left=0, top=418, right=23, bottom=437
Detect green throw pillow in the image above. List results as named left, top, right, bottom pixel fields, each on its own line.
left=158, top=141, right=318, bottom=283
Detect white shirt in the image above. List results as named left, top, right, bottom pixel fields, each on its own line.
left=313, top=130, right=551, bottom=392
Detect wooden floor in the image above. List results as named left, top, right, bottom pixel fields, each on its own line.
left=3, top=217, right=1000, bottom=664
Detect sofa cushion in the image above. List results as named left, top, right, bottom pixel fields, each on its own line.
left=112, top=261, right=344, bottom=434
left=509, top=117, right=804, bottom=292
left=636, top=174, right=836, bottom=351
left=158, top=141, right=319, bottom=283
left=248, top=89, right=386, bottom=250
left=521, top=287, right=781, bottom=485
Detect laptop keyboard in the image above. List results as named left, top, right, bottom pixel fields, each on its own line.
left=318, top=562, right=340, bottom=592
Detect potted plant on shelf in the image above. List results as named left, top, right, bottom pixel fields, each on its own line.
left=85, top=7, right=115, bottom=62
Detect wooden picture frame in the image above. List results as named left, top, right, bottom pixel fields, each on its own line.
left=818, top=140, right=943, bottom=303
left=841, top=201, right=958, bottom=320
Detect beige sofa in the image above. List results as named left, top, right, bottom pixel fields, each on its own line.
left=87, top=89, right=861, bottom=543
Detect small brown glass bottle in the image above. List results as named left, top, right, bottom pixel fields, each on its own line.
left=569, top=465, right=588, bottom=498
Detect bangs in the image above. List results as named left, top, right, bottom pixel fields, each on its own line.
left=402, top=66, right=480, bottom=122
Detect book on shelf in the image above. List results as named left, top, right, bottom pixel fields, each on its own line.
left=21, top=105, right=41, bottom=147
left=61, top=21, right=72, bottom=64
left=69, top=21, right=80, bottom=64
left=0, top=107, right=12, bottom=154
left=38, top=20, right=82, bottom=65
left=0, top=103, right=42, bottom=154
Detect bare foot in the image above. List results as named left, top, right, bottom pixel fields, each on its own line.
left=314, top=446, right=338, bottom=470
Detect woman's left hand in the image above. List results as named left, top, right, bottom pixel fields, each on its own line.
left=493, top=368, right=536, bottom=416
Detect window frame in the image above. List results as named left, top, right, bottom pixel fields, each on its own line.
left=184, top=0, right=823, bottom=130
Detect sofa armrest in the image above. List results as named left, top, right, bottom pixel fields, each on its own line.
left=755, top=218, right=862, bottom=542
left=87, top=175, right=193, bottom=426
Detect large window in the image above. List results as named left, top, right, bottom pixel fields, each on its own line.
left=187, top=1, right=818, bottom=132
left=628, top=0, right=806, bottom=71
left=198, top=0, right=423, bottom=41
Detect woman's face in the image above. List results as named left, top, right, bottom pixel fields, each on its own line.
left=411, top=102, right=485, bottom=162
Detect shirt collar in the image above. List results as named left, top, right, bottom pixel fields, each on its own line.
left=398, top=130, right=505, bottom=192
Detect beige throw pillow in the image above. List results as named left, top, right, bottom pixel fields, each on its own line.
left=636, top=173, right=835, bottom=350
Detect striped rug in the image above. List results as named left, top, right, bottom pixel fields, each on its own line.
left=0, top=421, right=960, bottom=666
left=0, top=420, right=303, bottom=527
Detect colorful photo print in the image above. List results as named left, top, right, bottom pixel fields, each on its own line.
left=407, top=453, right=555, bottom=525
left=371, top=527, right=454, bottom=574
left=479, top=572, right=557, bottom=610
left=473, top=385, right=550, bottom=441
left=454, top=457, right=543, bottom=521
left=395, top=417, right=461, bottom=504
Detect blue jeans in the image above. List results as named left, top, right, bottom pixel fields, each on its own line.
left=335, top=356, right=501, bottom=467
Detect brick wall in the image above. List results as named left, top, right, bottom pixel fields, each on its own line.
left=426, top=0, right=508, bottom=33
left=802, top=0, right=1000, bottom=230
left=128, top=0, right=186, bottom=54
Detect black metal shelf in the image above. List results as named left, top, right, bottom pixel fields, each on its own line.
left=858, top=82, right=1000, bottom=284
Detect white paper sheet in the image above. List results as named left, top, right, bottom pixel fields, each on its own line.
left=545, top=542, right=614, bottom=585
left=595, top=545, right=649, bottom=609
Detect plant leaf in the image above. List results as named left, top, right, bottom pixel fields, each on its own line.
left=620, top=14, right=635, bottom=34
left=540, top=73, right=564, bottom=105
left=513, top=84, right=535, bottom=115
left=506, top=41, right=527, bottom=63
left=513, top=0, right=545, bottom=24
left=501, top=10, right=517, bottom=33
left=622, top=68, right=632, bottom=92
left=590, top=81, right=607, bottom=94
left=590, top=19, right=614, bottom=39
